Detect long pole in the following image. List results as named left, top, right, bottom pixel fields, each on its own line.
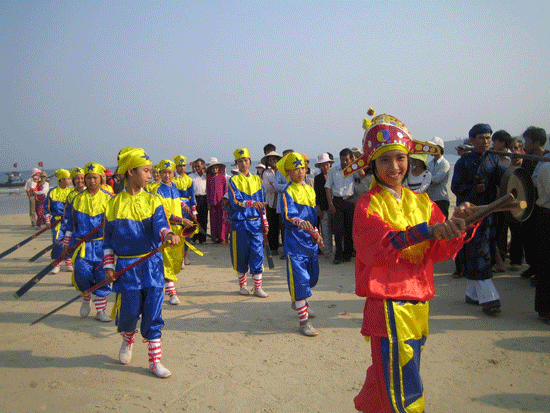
left=0, top=219, right=60, bottom=260
left=30, top=243, right=170, bottom=325
left=487, top=150, right=550, bottom=162
left=14, top=221, right=105, bottom=299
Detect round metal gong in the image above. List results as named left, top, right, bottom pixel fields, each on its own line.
left=499, top=166, right=535, bottom=221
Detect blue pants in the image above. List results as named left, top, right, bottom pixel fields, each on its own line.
left=73, top=258, right=110, bottom=297
left=50, top=221, right=64, bottom=260
left=118, top=287, right=164, bottom=340
left=286, top=253, right=319, bottom=301
left=230, top=219, right=264, bottom=275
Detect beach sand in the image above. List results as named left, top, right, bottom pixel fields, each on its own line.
left=0, top=212, right=549, bottom=413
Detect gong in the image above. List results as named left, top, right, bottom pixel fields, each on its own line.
left=499, top=166, right=535, bottom=222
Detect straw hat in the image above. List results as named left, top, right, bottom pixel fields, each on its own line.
left=261, top=151, right=282, bottom=167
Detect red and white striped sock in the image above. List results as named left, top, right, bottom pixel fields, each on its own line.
left=295, top=299, right=308, bottom=322
left=93, top=296, right=107, bottom=313
left=122, top=330, right=137, bottom=345
left=83, top=294, right=91, bottom=302
left=148, top=339, right=162, bottom=364
left=165, top=281, right=177, bottom=297
left=238, top=273, right=247, bottom=287
left=65, top=259, right=72, bottom=267
left=253, top=273, right=262, bottom=290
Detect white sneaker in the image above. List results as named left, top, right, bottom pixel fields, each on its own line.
left=119, top=341, right=133, bottom=365
left=80, top=300, right=91, bottom=317
left=150, top=361, right=172, bottom=378
left=307, top=304, right=316, bottom=318
left=64, top=265, right=73, bottom=273
left=50, top=266, right=61, bottom=274
left=169, top=295, right=181, bottom=305
left=253, top=287, right=269, bottom=298
left=239, top=286, right=250, bottom=295
left=184, top=255, right=190, bottom=265
left=299, top=321, right=318, bottom=337
left=95, top=311, right=111, bottom=322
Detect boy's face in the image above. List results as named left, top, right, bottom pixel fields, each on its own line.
left=58, top=177, right=70, bottom=188
left=176, top=164, right=186, bottom=175
left=195, top=162, right=205, bottom=174
left=470, top=133, right=491, bottom=154
left=288, top=167, right=306, bottom=183
left=152, top=169, right=160, bottom=182
left=130, top=165, right=152, bottom=188
left=160, top=169, right=174, bottom=184
left=85, top=173, right=101, bottom=191
left=266, top=156, right=278, bottom=169
left=73, top=175, right=85, bottom=190
left=237, top=157, right=250, bottom=174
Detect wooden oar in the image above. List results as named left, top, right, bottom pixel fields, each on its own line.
left=0, top=219, right=60, bottom=260
left=464, top=193, right=517, bottom=227
left=14, top=221, right=105, bottom=299
left=30, top=243, right=171, bottom=325
left=28, top=239, right=63, bottom=262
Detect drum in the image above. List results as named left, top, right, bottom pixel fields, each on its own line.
left=499, top=166, right=535, bottom=222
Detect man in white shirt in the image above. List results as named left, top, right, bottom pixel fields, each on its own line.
left=189, top=158, right=207, bottom=243
left=325, top=148, right=355, bottom=264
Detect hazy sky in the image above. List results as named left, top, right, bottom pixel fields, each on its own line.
left=1, top=1, right=549, bottom=171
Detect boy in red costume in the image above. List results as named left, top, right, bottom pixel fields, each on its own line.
left=344, top=109, right=476, bottom=413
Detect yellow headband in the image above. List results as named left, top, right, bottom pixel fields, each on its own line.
left=233, top=148, right=251, bottom=162
left=173, top=155, right=187, bottom=166
left=83, top=162, right=106, bottom=176
left=276, top=152, right=306, bottom=181
left=158, top=159, right=175, bottom=171
left=55, top=169, right=71, bottom=180
left=70, top=167, right=84, bottom=178
left=117, top=148, right=152, bottom=175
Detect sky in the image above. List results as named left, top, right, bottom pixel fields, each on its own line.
left=1, top=0, right=549, bottom=171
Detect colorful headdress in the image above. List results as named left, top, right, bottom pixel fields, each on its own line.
left=70, top=167, right=84, bottom=178
left=342, top=108, right=441, bottom=177
left=55, top=169, right=71, bottom=180
left=158, top=159, right=175, bottom=171
left=117, top=147, right=152, bottom=175
left=233, top=148, right=251, bottom=162
left=173, top=155, right=187, bottom=166
left=276, top=152, right=306, bottom=181
left=84, top=162, right=106, bottom=176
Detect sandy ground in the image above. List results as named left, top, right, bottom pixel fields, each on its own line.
left=0, top=212, right=549, bottom=413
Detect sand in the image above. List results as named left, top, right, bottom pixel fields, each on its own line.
left=0, top=212, right=549, bottom=413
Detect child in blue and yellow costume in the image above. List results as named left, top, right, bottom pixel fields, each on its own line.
left=103, top=147, right=180, bottom=378
left=346, top=109, right=475, bottom=413
left=228, top=148, right=269, bottom=298
left=277, top=152, right=323, bottom=337
left=62, top=161, right=113, bottom=323
left=45, top=169, right=73, bottom=274
left=151, top=159, right=194, bottom=305
left=173, top=154, right=198, bottom=265
left=66, top=166, right=86, bottom=205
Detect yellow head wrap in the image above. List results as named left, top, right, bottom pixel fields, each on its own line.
left=83, top=162, right=106, bottom=176
left=55, top=169, right=71, bottom=180
left=173, top=155, right=187, bottom=166
left=117, top=146, right=135, bottom=161
left=233, top=148, right=251, bottom=162
left=70, top=167, right=84, bottom=178
left=276, top=152, right=306, bottom=181
left=158, top=159, right=175, bottom=171
left=117, top=148, right=152, bottom=175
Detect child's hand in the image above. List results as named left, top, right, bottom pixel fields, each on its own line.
left=165, top=233, right=181, bottom=245
left=182, top=218, right=194, bottom=228
left=104, top=268, right=117, bottom=284
left=429, top=218, right=466, bottom=240
left=452, top=202, right=481, bottom=220
left=252, top=201, right=265, bottom=210
left=298, top=221, right=314, bottom=231
left=182, top=204, right=191, bottom=214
